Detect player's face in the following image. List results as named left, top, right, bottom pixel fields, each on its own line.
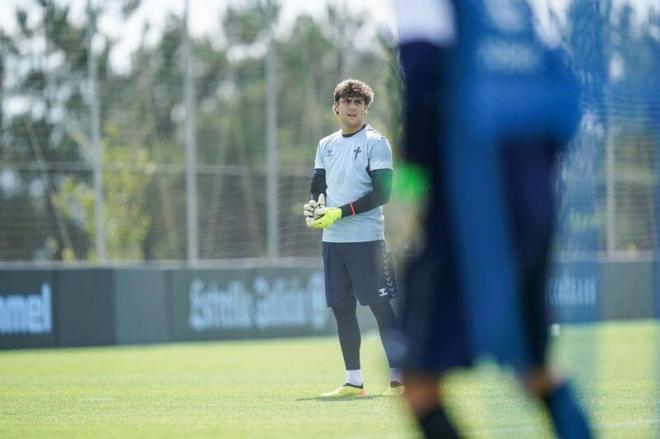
left=334, top=96, right=368, bottom=133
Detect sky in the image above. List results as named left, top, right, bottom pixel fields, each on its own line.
left=3, top=0, right=658, bottom=38
left=0, top=0, right=396, bottom=38
left=1, top=0, right=657, bottom=72
left=104, top=0, right=397, bottom=71
left=0, top=0, right=397, bottom=72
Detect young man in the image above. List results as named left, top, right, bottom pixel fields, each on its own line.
left=304, top=79, right=403, bottom=397
left=393, top=0, right=592, bottom=437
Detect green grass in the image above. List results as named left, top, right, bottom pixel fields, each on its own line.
left=1, top=321, right=659, bottom=438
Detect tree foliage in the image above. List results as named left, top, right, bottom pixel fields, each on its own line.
left=0, top=0, right=404, bottom=262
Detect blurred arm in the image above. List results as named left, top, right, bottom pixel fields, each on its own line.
left=393, top=0, right=455, bottom=170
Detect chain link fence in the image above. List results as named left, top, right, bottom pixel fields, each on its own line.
left=0, top=0, right=658, bottom=264
left=0, top=0, right=400, bottom=263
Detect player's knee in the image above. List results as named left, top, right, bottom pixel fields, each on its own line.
left=404, top=375, right=439, bottom=403
left=522, top=368, right=561, bottom=398
left=369, top=301, right=397, bottom=327
left=331, top=304, right=357, bottom=324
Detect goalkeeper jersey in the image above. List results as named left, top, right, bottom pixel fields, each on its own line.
left=313, top=124, right=393, bottom=243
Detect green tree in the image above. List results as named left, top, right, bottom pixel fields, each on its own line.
left=0, top=1, right=92, bottom=260
left=53, top=141, right=153, bottom=261
left=1, top=0, right=402, bottom=261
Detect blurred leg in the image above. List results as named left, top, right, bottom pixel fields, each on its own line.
left=404, top=373, right=459, bottom=438
left=503, top=141, right=592, bottom=438
left=524, top=369, right=592, bottom=439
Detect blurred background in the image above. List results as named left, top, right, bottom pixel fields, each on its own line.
left=0, top=0, right=401, bottom=264
left=0, top=0, right=658, bottom=266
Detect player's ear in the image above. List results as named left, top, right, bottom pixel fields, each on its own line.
left=333, top=102, right=339, bottom=115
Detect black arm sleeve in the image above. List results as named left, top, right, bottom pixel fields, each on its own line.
left=309, top=168, right=326, bottom=201
left=339, top=169, right=393, bottom=217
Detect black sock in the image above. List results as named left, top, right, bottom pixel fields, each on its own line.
left=542, top=382, right=592, bottom=439
left=344, top=383, right=363, bottom=389
left=418, top=406, right=459, bottom=439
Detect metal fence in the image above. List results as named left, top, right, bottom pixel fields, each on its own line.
left=0, top=0, right=658, bottom=264
left=0, top=0, right=399, bottom=263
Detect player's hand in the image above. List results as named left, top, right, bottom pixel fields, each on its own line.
left=304, top=194, right=325, bottom=227
left=310, top=195, right=341, bottom=229
left=303, top=199, right=318, bottom=227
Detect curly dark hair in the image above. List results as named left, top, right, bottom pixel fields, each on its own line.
left=333, top=79, right=374, bottom=107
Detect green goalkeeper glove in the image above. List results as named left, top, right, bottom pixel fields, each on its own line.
left=310, top=207, right=342, bottom=229
left=310, top=195, right=342, bottom=229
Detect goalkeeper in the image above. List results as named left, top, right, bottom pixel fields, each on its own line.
left=304, top=79, right=403, bottom=398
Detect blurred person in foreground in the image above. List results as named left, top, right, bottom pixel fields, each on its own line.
left=391, top=0, right=593, bottom=437
left=304, top=79, right=404, bottom=397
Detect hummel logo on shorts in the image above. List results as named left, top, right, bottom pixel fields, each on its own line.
left=378, top=288, right=388, bottom=297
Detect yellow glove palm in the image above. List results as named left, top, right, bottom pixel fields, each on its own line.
left=303, top=194, right=342, bottom=229
left=310, top=206, right=342, bottom=229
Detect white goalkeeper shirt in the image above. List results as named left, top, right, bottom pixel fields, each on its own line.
left=313, top=124, right=393, bottom=243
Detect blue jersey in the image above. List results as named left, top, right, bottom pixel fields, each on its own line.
left=456, top=0, right=555, bottom=78
left=451, top=0, right=580, bottom=150
left=395, top=0, right=581, bottom=370
left=395, top=0, right=580, bottom=144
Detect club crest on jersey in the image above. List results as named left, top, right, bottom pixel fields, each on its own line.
left=325, top=148, right=333, bottom=157
left=353, top=146, right=362, bottom=160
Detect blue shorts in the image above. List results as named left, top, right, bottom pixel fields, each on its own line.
left=322, top=240, right=397, bottom=307
left=401, top=142, right=558, bottom=374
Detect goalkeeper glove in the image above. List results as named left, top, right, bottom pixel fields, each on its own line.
left=303, top=200, right=317, bottom=227
left=310, top=194, right=342, bottom=229
left=303, top=194, right=324, bottom=227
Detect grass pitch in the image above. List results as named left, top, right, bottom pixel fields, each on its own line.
left=1, top=321, right=659, bottom=438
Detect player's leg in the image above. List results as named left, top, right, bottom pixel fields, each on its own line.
left=404, top=373, right=459, bottom=439
left=399, top=196, right=470, bottom=436
left=331, top=300, right=364, bottom=384
left=369, top=300, right=404, bottom=393
left=502, top=139, right=592, bottom=438
left=523, top=367, right=592, bottom=439
left=400, top=260, right=463, bottom=438
left=344, top=240, right=403, bottom=391
left=321, top=242, right=367, bottom=398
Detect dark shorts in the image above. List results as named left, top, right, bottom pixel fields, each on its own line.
left=322, top=240, right=397, bottom=307
left=401, top=142, right=557, bottom=374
